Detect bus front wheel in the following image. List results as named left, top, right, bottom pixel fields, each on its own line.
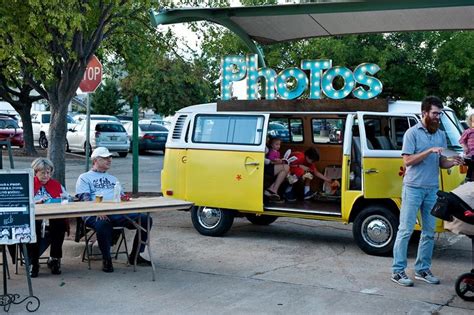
left=191, top=206, right=234, bottom=236
left=353, top=205, right=398, bottom=256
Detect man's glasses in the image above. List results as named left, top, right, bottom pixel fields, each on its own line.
left=429, top=111, right=443, bottom=117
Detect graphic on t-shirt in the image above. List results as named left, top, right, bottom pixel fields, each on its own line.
left=93, top=177, right=115, bottom=190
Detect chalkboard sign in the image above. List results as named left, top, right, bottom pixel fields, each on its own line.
left=0, top=169, right=35, bottom=245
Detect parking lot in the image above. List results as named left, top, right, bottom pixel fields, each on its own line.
left=4, top=150, right=164, bottom=194
left=2, top=151, right=474, bottom=314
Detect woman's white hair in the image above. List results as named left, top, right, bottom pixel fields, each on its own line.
left=31, top=158, right=54, bottom=173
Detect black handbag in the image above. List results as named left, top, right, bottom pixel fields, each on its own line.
left=431, top=191, right=453, bottom=221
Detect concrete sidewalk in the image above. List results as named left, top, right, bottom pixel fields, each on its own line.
left=5, top=210, right=474, bottom=314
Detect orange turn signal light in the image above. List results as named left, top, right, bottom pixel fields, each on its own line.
left=460, top=164, right=468, bottom=174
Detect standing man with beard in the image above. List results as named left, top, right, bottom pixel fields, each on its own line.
left=391, top=96, right=462, bottom=287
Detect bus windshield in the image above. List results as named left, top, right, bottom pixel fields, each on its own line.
left=440, top=109, right=463, bottom=151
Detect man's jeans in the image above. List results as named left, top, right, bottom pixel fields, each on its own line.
left=392, top=185, right=437, bottom=273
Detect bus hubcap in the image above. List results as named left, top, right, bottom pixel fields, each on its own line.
left=197, top=207, right=222, bottom=229
left=362, top=215, right=392, bottom=248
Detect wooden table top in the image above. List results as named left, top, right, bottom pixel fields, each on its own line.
left=35, top=197, right=194, bottom=219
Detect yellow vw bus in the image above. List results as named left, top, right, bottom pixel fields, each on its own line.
left=161, top=99, right=466, bottom=256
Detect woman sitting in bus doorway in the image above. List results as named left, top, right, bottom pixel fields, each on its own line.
left=284, top=148, right=339, bottom=202
left=264, top=137, right=289, bottom=201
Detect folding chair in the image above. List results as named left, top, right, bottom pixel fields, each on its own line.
left=79, top=218, right=129, bottom=270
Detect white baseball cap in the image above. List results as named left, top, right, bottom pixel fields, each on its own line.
left=91, top=147, right=113, bottom=159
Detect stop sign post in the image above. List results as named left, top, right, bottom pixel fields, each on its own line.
left=80, top=55, right=102, bottom=171
left=80, top=55, right=102, bottom=93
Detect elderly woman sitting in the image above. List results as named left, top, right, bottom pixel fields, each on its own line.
left=27, top=158, right=69, bottom=278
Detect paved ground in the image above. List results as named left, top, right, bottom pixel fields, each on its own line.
left=2, top=152, right=474, bottom=314
left=5, top=211, right=474, bottom=314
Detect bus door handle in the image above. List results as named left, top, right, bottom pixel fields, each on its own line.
left=245, top=162, right=260, bottom=166
left=364, top=168, right=379, bottom=174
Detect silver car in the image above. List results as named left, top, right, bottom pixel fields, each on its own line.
left=66, top=120, right=129, bottom=157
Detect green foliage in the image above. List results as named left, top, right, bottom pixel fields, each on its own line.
left=91, top=79, right=122, bottom=115
left=436, top=31, right=474, bottom=118
left=121, top=52, right=213, bottom=116
left=0, top=0, right=156, bottom=185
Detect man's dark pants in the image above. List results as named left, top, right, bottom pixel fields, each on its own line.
left=85, top=213, right=152, bottom=260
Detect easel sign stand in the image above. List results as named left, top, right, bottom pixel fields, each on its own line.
left=0, top=169, right=40, bottom=312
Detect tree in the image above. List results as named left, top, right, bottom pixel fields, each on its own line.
left=0, top=0, right=156, bottom=184
left=91, top=79, right=122, bottom=115
left=436, top=31, right=474, bottom=118
left=0, top=72, right=42, bottom=155
left=120, top=53, right=214, bottom=116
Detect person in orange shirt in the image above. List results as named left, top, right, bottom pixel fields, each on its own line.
left=285, top=148, right=338, bottom=201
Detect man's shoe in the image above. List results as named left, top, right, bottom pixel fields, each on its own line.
left=102, top=258, right=114, bottom=273
left=391, top=271, right=414, bottom=287
left=284, top=191, right=297, bottom=202
left=415, top=270, right=440, bottom=284
left=129, top=255, right=152, bottom=266
left=47, top=257, right=62, bottom=275
left=303, top=190, right=316, bottom=200
left=30, top=264, right=39, bottom=278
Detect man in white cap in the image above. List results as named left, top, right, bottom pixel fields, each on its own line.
left=75, top=147, right=152, bottom=272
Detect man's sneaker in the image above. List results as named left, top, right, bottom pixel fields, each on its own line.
left=303, top=190, right=316, bottom=200
left=415, top=270, right=440, bottom=284
left=284, top=191, right=297, bottom=202
left=391, top=271, right=414, bottom=287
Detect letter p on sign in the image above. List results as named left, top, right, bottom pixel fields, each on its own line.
left=79, top=55, right=103, bottom=93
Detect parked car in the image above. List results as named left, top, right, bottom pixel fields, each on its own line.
left=73, top=114, right=121, bottom=123
left=268, top=122, right=290, bottom=142
left=123, top=122, right=168, bottom=153
left=0, top=115, right=24, bottom=147
left=460, top=120, right=469, bottom=130
left=31, top=111, right=77, bottom=149
left=116, top=115, right=134, bottom=124
left=139, top=119, right=171, bottom=130
left=66, top=120, right=129, bottom=157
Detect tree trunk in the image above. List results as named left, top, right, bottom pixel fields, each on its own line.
left=15, top=105, right=37, bottom=156
left=47, top=96, right=69, bottom=186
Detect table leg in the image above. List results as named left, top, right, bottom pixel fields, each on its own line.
left=124, top=214, right=155, bottom=281
left=145, top=213, right=156, bottom=281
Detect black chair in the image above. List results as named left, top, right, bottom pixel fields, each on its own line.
left=79, top=218, right=130, bottom=270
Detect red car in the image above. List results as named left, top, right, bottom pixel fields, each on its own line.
left=0, top=116, right=24, bottom=147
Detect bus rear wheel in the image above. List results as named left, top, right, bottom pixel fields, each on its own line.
left=191, top=206, right=234, bottom=236
left=353, top=205, right=398, bottom=256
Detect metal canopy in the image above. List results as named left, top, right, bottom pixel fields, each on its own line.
left=152, top=1, right=474, bottom=45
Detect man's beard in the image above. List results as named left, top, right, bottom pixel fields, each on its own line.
left=426, top=116, right=440, bottom=134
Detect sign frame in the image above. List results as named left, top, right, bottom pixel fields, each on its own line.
left=0, top=169, right=36, bottom=245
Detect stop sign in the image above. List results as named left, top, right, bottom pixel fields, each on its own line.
left=79, top=55, right=102, bottom=93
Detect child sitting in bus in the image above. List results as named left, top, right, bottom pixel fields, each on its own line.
left=284, top=147, right=340, bottom=201
left=266, top=137, right=284, bottom=164
left=264, top=137, right=289, bottom=201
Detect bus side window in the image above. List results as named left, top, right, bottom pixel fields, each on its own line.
left=364, top=116, right=415, bottom=150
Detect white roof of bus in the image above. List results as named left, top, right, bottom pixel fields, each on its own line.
left=176, top=100, right=453, bottom=115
